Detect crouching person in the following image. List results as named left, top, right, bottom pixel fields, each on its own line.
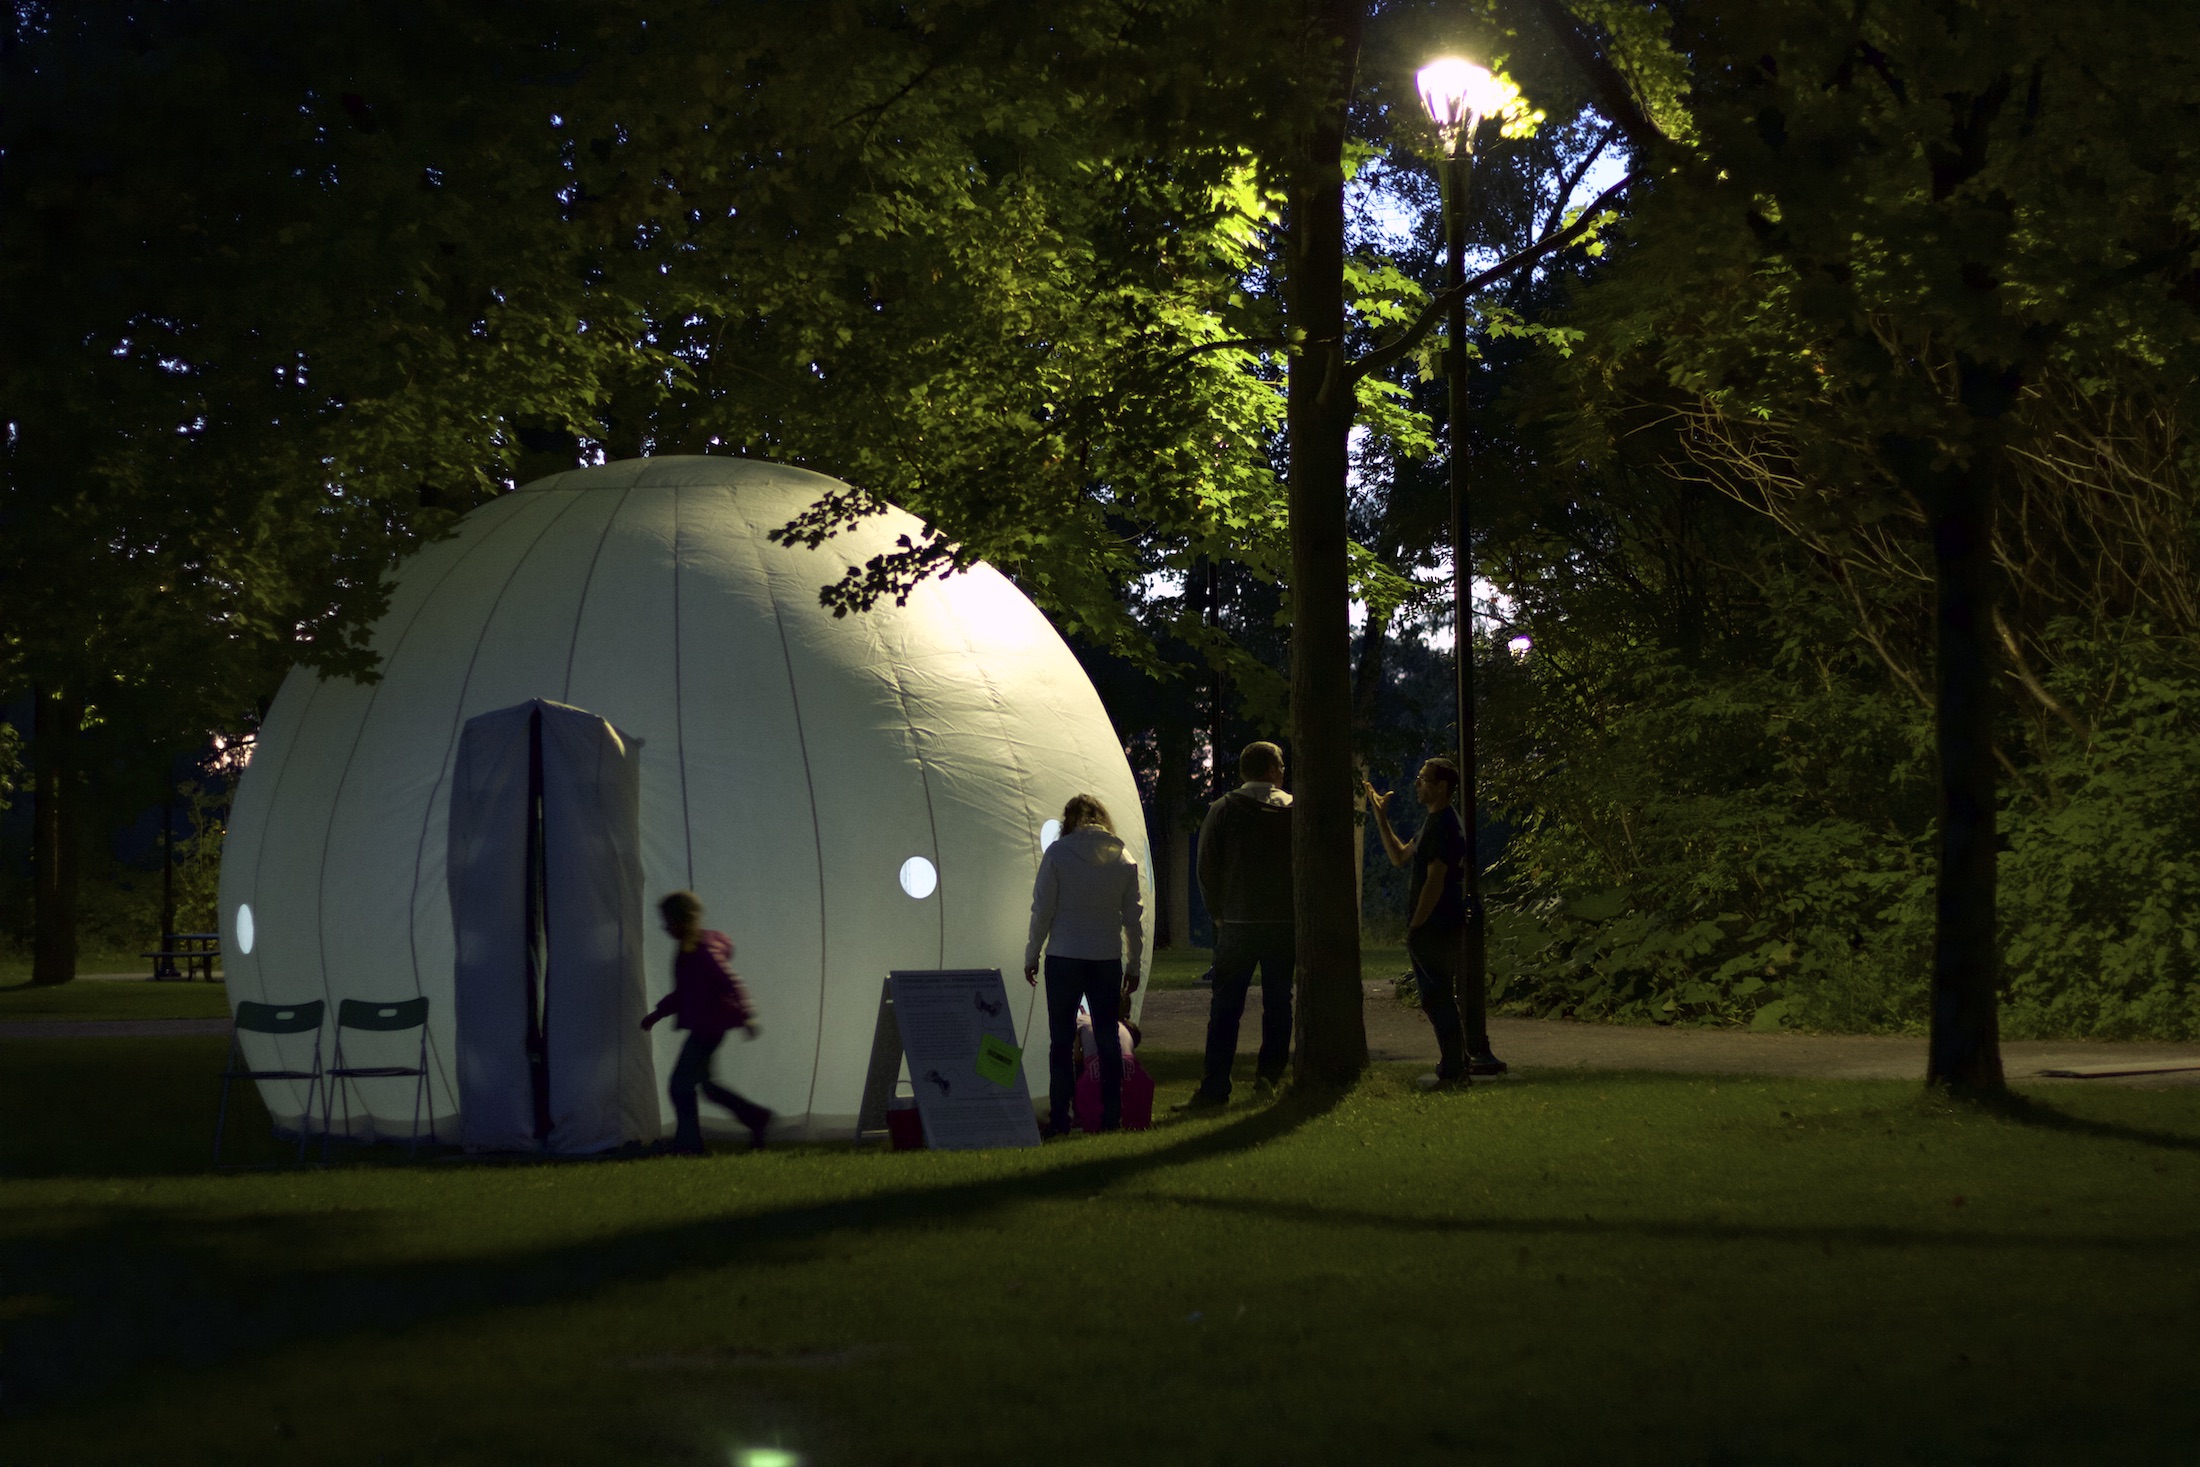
left=642, top=891, right=771, bottom=1154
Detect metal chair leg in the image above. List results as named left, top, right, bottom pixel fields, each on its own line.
left=407, top=1031, right=427, bottom=1160
left=299, top=1037, right=321, bottom=1165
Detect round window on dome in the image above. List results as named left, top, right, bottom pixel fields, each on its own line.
left=236, top=902, right=256, bottom=956
left=899, top=856, right=938, bottom=899
left=1040, top=819, right=1061, bottom=850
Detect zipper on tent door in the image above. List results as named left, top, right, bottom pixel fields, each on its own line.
left=523, top=705, right=554, bottom=1140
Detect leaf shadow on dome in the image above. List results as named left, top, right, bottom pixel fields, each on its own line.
left=0, top=1079, right=1345, bottom=1415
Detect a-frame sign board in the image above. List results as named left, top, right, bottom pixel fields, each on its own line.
left=856, top=969, right=1041, bottom=1150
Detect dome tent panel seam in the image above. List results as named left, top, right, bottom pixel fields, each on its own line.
left=226, top=668, right=329, bottom=1123
left=740, top=498, right=835, bottom=1133
left=235, top=670, right=324, bottom=1008
left=560, top=483, right=641, bottom=702
left=398, top=490, right=591, bottom=1004
left=672, top=484, right=694, bottom=890
left=915, top=572, right=1050, bottom=1044
left=378, top=489, right=589, bottom=1125
left=331, top=488, right=589, bottom=1009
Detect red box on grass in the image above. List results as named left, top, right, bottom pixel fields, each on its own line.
left=884, top=1100, right=925, bottom=1150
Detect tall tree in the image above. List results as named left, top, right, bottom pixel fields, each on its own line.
left=1529, top=0, right=2200, bottom=1087
left=0, top=2, right=681, bottom=980
left=1281, top=0, right=1374, bottom=1082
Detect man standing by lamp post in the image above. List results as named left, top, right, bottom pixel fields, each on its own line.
left=1416, top=55, right=1512, bottom=1077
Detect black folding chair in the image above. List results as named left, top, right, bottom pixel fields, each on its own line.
left=322, top=996, right=435, bottom=1160
left=215, top=999, right=326, bottom=1165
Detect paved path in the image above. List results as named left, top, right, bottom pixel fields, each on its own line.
left=1136, top=982, right=2200, bottom=1088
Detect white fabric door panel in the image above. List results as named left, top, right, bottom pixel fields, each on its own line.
left=538, top=702, right=656, bottom=1152
left=401, top=486, right=629, bottom=1120
left=447, top=702, right=538, bottom=1152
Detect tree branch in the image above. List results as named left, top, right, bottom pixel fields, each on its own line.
left=1542, top=123, right=1619, bottom=241
left=1147, top=335, right=1286, bottom=370
left=1525, top=0, right=1667, bottom=153
left=1348, top=171, right=1637, bottom=383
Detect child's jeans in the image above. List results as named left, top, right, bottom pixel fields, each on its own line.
left=668, top=1029, right=769, bottom=1148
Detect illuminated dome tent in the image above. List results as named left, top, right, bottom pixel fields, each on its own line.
left=218, top=455, right=1152, bottom=1144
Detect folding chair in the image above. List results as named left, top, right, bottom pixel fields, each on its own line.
left=323, top=997, right=435, bottom=1160
left=215, top=999, right=326, bottom=1165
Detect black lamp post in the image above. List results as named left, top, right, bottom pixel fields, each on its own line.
left=1418, top=56, right=1508, bottom=1052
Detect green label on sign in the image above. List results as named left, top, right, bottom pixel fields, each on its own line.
left=975, top=1033, right=1021, bottom=1087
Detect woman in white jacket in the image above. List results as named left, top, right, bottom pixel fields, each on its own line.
left=1024, top=793, right=1146, bottom=1135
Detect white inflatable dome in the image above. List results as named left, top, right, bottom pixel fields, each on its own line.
left=218, top=456, right=1151, bottom=1141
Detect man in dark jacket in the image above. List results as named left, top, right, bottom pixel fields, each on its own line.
left=1366, top=758, right=1506, bottom=1086
left=1182, top=741, right=1295, bottom=1107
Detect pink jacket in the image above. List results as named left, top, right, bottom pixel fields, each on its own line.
left=646, top=931, right=754, bottom=1036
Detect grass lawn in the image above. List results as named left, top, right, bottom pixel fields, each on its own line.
left=0, top=948, right=182, bottom=986
left=1146, top=944, right=1411, bottom=991
left=4, top=1038, right=2198, bottom=1466
left=0, top=977, right=231, bottom=1023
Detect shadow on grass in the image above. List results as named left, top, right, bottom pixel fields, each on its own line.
left=0, top=1082, right=1343, bottom=1414
left=1973, top=1087, right=2200, bottom=1156
left=1132, top=1193, right=2200, bottom=1257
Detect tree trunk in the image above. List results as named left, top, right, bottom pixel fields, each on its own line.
left=1885, top=420, right=2007, bottom=1091
left=1286, top=0, right=1369, bottom=1085
left=31, top=682, right=83, bottom=987
left=1350, top=609, right=1391, bottom=933
left=1158, top=722, right=1195, bottom=949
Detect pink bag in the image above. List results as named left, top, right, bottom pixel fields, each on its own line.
left=1075, top=1056, right=1154, bottom=1132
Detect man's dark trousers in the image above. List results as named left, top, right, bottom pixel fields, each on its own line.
left=668, top=1029, right=769, bottom=1149
left=1198, top=921, right=1295, bottom=1100
left=1405, top=921, right=1469, bottom=1079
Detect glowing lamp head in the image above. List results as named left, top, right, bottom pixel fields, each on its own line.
left=1416, top=56, right=1508, bottom=151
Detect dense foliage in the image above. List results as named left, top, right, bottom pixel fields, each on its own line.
left=9, top=0, right=2196, bottom=1052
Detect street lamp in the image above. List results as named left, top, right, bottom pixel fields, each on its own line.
left=1418, top=55, right=1507, bottom=1072
left=1416, top=57, right=1510, bottom=148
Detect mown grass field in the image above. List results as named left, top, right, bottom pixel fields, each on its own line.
left=0, top=977, right=232, bottom=1024
left=3, top=1036, right=2197, bottom=1466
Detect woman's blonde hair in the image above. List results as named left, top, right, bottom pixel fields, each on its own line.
left=1059, top=793, right=1113, bottom=834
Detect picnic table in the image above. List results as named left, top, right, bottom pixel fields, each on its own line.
left=141, top=932, right=221, bottom=982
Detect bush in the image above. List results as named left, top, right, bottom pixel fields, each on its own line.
left=1998, top=638, right=2200, bottom=1039
left=1484, top=614, right=2200, bottom=1039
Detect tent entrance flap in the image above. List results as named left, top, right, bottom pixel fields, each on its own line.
left=523, top=705, right=552, bottom=1141
left=449, top=699, right=658, bottom=1154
